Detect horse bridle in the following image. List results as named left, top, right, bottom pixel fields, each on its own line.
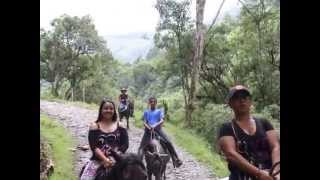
left=148, top=128, right=166, bottom=161
left=149, top=128, right=160, bottom=153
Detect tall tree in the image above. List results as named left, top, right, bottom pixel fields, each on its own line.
left=40, top=14, right=109, bottom=98
left=155, top=0, right=195, bottom=126
left=186, top=0, right=206, bottom=126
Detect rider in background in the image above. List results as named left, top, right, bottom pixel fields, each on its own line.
left=218, top=85, right=280, bottom=180
left=138, top=96, right=183, bottom=168
left=118, top=87, right=129, bottom=106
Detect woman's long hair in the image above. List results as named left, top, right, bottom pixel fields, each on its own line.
left=96, top=98, right=118, bottom=123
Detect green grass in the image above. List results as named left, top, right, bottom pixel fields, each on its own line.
left=40, top=114, right=77, bottom=180
left=133, top=110, right=144, bottom=128
left=163, top=123, right=229, bottom=177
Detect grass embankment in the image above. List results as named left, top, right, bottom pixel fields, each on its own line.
left=40, top=114, right=77, bottom=180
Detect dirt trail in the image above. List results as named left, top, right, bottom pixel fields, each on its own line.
left=40, top=100, right=219, bottom=180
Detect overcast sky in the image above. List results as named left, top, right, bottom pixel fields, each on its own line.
left=40, top=0, right=241, bottom=36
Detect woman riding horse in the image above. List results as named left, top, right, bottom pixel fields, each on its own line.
left=80, top=98, right=129, bottom=180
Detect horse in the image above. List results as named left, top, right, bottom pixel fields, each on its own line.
left=80, top=150, right=147, bottom=180
left=143, top=129, right=170, bottom=180
left=128, top=99, right=134, bottom=117
left=118, top=99, right=134, bottom=129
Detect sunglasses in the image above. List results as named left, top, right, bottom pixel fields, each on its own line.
left=231, top=91, right=251, bottom=100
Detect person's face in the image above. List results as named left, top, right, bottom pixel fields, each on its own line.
left=229, top=91, right=252, bottom=114
left=101, top=102, right=115, bottom=120
left=149, top=99, right=157, bottom=109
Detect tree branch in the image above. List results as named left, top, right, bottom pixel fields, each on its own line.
left=204, top=0, right=226, bottom=49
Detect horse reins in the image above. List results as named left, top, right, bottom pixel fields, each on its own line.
left=148, top=128, right=164, bottom=165
left=150, top=128, right=160, bottom=154
left=269, top=161, right=280, bottom=179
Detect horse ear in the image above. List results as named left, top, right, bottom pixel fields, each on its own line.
left=110, top=149, right=123, bottom=162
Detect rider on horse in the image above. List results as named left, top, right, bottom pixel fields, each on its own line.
left=119, top=87, right=129, bottom=107
left=79, top=98, right=129, bottom=180
left=138, top=96, right=183, bottom=168
left=218, top=85, right=280, bottom=180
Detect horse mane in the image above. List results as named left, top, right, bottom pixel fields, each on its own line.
left=117, top=153, right=145, bottom=168
left=110, top=153, right=146, bottom=178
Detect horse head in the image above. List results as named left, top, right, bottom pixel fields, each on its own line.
left=109, top=149, right=147, bottom=180
left=144, top=136, right=170, bottom=180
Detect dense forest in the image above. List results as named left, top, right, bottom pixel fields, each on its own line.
left=40, top=0, right=279, bottom=154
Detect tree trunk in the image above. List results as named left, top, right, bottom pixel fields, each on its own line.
left=51, top=80, right=61, bottom=97
left=185, top=0, right=206, bottom=127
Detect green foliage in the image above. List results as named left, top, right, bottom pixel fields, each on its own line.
left=191, top=104, right=233, bottom=150
left=40, top=114, right=76, bottom=180
left=40, top=14, right=114, bottom=100
left=133, top=110, right=144, bottom=129
left=227, top=0, right=280, bottom=110
left=252, top=104, right=280, bottom=131
left=161, top=99, right=170, bottom=121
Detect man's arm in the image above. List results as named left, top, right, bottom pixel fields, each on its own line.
left=266, top=130, right=280, bottom=173
left=151, top=118, right=164, bottom=128
left=144, top=121, right=152, bottom=130
left=152, top=109, right=165, bottom=128
left=143, top=111, right=152, bottom=130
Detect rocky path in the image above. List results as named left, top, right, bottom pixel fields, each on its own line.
left=40, top=100, right=218, bottom=180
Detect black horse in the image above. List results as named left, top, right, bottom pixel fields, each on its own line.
left=118, top=100, right=134, bottom=129
left=80, top=150, right=147, bottom=180
left=143, top=130, right=170, bottom=180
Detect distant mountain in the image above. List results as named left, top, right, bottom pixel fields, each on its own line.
left=103, top=7, right=241, bottom=64
left=104, top=32, right=154, bottom=64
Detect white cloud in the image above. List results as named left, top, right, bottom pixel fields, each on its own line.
left=40, top=0, right=241, bottom=36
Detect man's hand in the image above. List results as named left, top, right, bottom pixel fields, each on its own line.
left=144, top=122, right=152, bottom=130
left=258, top=170, right=274, bottom=180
